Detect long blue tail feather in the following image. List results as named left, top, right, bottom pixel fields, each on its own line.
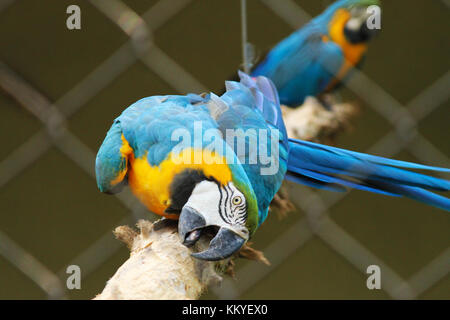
left=289, top=138, right=450, bottom=173
left=287, top=166, right=400, bottom=197
left=288, top=139, right=450, bottom=191
left=287, top=138, right=450, bottom=211
left=369, top=182, right=450, bottom=211
left=285, top=171, right=346, bottom=192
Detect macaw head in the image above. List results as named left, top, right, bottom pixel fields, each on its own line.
left=173, top=149, right=259, bottom=261
left=341, top=0, right=381, bottom=44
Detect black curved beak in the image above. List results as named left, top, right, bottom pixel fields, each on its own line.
left=178, top=206, right=206, bottom=247
left=178, top=206, right=246, bottom=261
left=191, top=227, right=246, bottom=261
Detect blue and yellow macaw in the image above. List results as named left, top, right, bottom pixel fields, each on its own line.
left=96, top=72, right=449, bottom=261
left=251, top=0, right=380, bottom=107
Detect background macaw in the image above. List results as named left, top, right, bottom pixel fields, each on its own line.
left=251, top=0, right=381, bottom=107
left=96, top=72, right=449, bottom=261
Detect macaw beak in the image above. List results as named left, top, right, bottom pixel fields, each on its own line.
left=178, top=206, right=246, bottom=261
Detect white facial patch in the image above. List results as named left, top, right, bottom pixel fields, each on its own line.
left=347, top=7, right=372, bottom=31
left=346, top=17, right=362, bottom=31
left=184, top=180, right=249, bottom=239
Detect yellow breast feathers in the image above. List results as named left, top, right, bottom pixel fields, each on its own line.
left=128, top=147, right=232, bottom=218
left=324, top=9, right=368, bottom=90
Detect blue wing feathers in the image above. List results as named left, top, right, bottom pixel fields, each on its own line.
left=95, top=121, right=128, bottom=194
left=96, top=71, right=449, bottom=213
left=250, top=0, right=378, bottom=106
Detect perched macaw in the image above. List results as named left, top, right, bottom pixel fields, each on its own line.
left=96, top=72, right=449, bottom=261
left=251, top=0, right=381, bottom=107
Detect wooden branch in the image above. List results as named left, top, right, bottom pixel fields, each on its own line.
left=95, top=96, right=359, bottom=300
left=281, top=95, right=359, bottom=144
left=94, top=220, right=226, bottom=300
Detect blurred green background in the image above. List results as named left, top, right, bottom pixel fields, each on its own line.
left=0, top=0, right=449, bottom=299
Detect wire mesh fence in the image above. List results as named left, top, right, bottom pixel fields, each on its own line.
left=0, top=0, right=449, bottom=299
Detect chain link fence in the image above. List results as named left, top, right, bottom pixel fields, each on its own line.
left=0, top=0, right=449, bottom=299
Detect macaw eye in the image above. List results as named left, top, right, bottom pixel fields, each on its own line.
left=232, top=196, right=243, bottom=206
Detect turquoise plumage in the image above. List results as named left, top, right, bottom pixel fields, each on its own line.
left=251, top=0, right=380, bottom=107
left=96, top=72, right=449, bottom=261
left=96, top=72, right=288, bottom=260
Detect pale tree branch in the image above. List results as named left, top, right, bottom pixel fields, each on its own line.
left=94, top=220, right=224, bottom=300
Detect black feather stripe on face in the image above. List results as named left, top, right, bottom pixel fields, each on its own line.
left=344, top=17, right=378, bottom=44
left=217, top=183, right=247, bottom=226
left=217, top=183, right=226, bottom=223
left=166, top=169, right=217, bottom=214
